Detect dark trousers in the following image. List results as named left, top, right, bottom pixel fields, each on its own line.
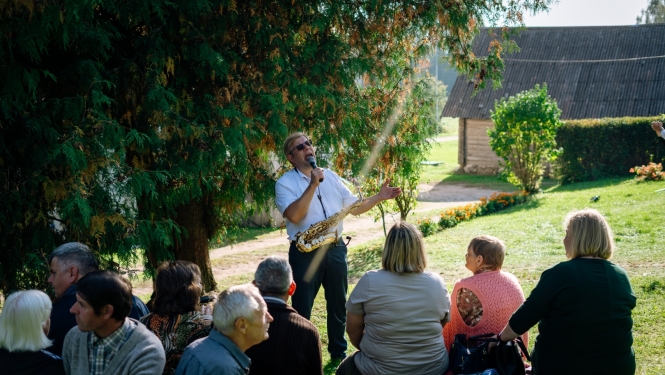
left=335, top=351, right=362, bottom=375
left=289, top=240, right=348, bottom=357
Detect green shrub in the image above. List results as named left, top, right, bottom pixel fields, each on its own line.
left=489, top=84, right=562, bottom=193
left=438, top=215, right=458, bottom=229
left=555, top=117, right=665, bottom=183
left=417, top=219, right=438, bottom=237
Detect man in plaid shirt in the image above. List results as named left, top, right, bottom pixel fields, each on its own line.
left=62, top=271, right=166, bottom=375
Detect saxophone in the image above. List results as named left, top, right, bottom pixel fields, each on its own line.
left=294, top=181, right=364, bottom=253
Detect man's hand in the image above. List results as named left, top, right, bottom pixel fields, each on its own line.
left=652, top=121, right=663, bottom=135
left=310, top=168, right=325, bottom=187
left=377, top=179, right=402, bottom=201
left=350, top=178, right=402, bottom=216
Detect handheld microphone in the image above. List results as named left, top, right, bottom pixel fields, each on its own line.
left=306, top=156, right=324, bottom=182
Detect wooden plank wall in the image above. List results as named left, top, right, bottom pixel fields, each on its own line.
left=465, top=118, right=502, bottom=168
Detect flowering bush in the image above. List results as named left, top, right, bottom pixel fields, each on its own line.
left=417, top=191, right=529, bottom=236
left=437, top=191, right=528, bottom=231
left=630, top=163, right=664, bottom=182
left=417, top=218, right=438, bottom=237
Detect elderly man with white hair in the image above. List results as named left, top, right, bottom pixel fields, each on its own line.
left=175, top=284, right=274, bottom=375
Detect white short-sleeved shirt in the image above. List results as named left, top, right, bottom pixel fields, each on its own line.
left=346, top=270, right=451, bottom=375
left=275, top=168, right=358, bottom=240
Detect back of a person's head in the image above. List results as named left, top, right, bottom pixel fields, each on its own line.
left=213, top=284, right=264, bottom=335
left=382, top=221, right=427, bottom=274
left=254, top=256, right=292, bottom=296
left=48, top=242, right=99, bottom=276
left=564, top=209, right=614, bottom=259
left=153, top=260, right=202, bottom=315
left=0, top=290, right=53, bottom=352
left=469, top=235, right=506, bottom=271
left=76, top=271, right=133, bottom=321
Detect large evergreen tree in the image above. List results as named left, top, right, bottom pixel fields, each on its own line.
left=0, top=0, right=551, bottom=294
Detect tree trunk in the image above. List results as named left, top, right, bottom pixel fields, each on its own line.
left=172, top=199, right=218, bottom=292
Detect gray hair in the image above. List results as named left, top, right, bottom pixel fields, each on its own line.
left=48, top=242, right=99, bottom=276
left=213, top=284, right=265, bottom=335
left=254, top=256, right=292, bottom=295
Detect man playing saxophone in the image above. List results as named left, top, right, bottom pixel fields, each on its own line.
left=275, top=132, right=401, bottom=362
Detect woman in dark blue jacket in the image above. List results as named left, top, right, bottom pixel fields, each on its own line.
left=497, top=209, right=636, bottom=375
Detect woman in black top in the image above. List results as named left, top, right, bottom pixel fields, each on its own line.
left=0, top=290, right=65, bottom=375
left=497, top=209, right=636, bottom=375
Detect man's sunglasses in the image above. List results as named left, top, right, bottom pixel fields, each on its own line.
left=289, top=139, right=313, bottom=155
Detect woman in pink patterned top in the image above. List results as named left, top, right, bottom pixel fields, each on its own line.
left=443, top=236, right=528, bottom=352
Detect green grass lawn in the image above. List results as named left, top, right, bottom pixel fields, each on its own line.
left=420, top=138, right=557, bottom=191
left=439, top=117, right=459, bottom=135
left=307, top=177, right=665, bottom=374
left=206, top=135, right=665, bottom=374
left=209, top=226, right=280, bottom=248
left=421, top=139, right=459, bottom=184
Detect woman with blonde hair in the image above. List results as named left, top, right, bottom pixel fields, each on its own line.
left=336, top=222, right=451, bottom=375
left=498, top=209, right=636, bottom=375
left=0, top=290, right=65, bottom=375
left=443, top=235, right=527, bottom=353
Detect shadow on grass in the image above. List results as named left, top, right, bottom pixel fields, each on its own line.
left=437, top=173, right=515, bottom=190
left=348, top=244, right=383, bottom=280
left=434, top=173, right=559, bottom=192
left=638, top=278, right=665, bottom=294
left=546, top=177, right=632, bottom=193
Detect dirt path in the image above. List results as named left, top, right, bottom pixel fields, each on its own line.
left=205, top=182, right=500, bottom=280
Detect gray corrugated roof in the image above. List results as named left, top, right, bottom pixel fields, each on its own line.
left=442, top=25, right=665, bottom=119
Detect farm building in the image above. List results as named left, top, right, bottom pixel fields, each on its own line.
left=442, top=24, right=665, bottom=175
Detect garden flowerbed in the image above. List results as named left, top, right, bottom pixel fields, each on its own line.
left=418, top=191, right=529, bottom=237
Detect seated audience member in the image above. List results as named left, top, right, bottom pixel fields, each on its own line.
left=140, top=261, right=213, bottom=374
left=0, top=290, right=65, bottom=375
left=336, top=222, right=451, bottom=375
left=497, top=209, right=636, bottom=375
left=46, top=242, right=149, bottom=356
left=443, top=236, right=527, bottom=352
left=62, top=271, right=166, bottom=375
left=175, top=284, right=273, bottom=375
left=652, top=121, right=665, bottom=146
left=246, top=256, right=323, bottom=375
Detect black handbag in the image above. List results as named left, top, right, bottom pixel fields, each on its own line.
left=447, top=333, right=497, bottom=374
left=490, top=337, right=531, bottom=375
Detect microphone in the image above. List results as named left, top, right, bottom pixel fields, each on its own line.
left=306, top=156, right=323, bottom=182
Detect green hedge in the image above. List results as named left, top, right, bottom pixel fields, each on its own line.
left=555, top=116, right=665, bottom=183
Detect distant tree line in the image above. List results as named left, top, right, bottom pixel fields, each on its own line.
left=637, top=0, right=665, bottom=24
